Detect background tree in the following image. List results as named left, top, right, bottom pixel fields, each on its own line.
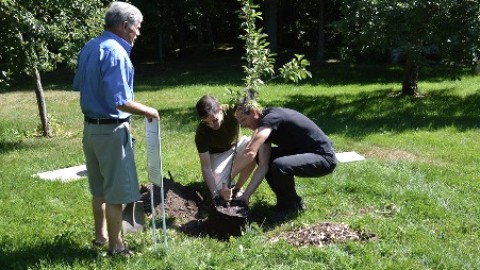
left=133, top=0, right=241, bottom=61
left=333, top=0, right=480, bottom=96
left=130, top=0, right=340, bottom=64
left=0, top=0, right=104, bottom=137
left=232, top=0, right=311, bottom=105
left=264, top=0, right=339, bottom=64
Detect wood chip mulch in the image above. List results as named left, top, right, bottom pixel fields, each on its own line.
left=270, top=222, right=377, bottom=247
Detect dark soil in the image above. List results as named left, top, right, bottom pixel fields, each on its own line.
left=139, top=175, right=377, bottom=245
left=139, top=176, right=247, bottom=239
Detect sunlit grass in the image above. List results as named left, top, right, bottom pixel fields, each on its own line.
left=1, top=58, right=479, bottom=269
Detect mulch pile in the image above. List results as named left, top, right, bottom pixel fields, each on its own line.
left=270, top=222, right=377, bottom=247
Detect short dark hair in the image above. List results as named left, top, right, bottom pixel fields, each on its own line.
left=235, top=92, right=261, bottom=115
left=196, top=95, right=220, bottom=119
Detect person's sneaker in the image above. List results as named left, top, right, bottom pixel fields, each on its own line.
left=92, top=239, right=108, bottom=248
left=107, top=248, right=133, bottom=257
left=270, top=197, right=305, bottom=223
left=296, top=197, right=306, bottom=212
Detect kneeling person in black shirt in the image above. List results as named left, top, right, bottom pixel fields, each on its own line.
left=234, top=99, right=336, bottom=220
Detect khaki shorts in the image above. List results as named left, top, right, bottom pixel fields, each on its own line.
left=210, top=136, right=250, bottom=191
left=82, top=122, right=140, bottom=204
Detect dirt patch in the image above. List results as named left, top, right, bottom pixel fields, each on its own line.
left=140, top=177, right=247, bottom=239
left=270, top=222, right=377, bottom=247
left=364, top=146, right=447, bottom=166
left=139, top=176, right=377, bottom=244
left=365, top=146, right=417, bottom=162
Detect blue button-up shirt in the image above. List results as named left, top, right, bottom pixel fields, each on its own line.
left=73, top=31, right=134, bottom=119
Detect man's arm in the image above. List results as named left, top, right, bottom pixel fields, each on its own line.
left=198, top=152, right=220, bottom=198
left=234, top=126, right=272, bottom=203
left=237, top=142, right=271, bottom=203
left=117, top=100, right=159, bottom=120
left=233, top=126, right=272, bottom=172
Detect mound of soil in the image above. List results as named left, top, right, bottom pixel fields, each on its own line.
left=139, top=176, right=247, bottom=239
left=139, top=176, right=377, bottom=244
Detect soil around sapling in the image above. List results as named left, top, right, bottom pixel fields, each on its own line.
left=139, top=177, right=377, bottom=245
left=140, top=177, right=247, bottom=239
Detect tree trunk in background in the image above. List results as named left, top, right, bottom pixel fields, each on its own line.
left=33, top=68, right=51, bottom=137
left=205, top=17, right=215, bottom=49
left=264, top=0, right=278, bottom=53
left=196, top=16, right=204, bottom=44
left=175, top=7, right=187, bottom=51
left=402, top=57, right=419, bottom=96
left=158, top=29, right=164, bottom=63
left=316, top=0, right=325, bottom=65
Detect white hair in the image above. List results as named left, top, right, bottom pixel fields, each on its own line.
left=104, top=1, right=143, bottom=29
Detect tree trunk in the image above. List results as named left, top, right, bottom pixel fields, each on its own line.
left=474, top=64, right=480, bottom=74
left=33, top=68, right=51, bottom=137
left=205, top=17, right=215, bottom=50
left=196, top=16, right=204, bottom=44
left=175, top=7, right=187, bottom=51
left=158, top=30, right=164, bottom=63
left=264, top=0, right=278, bottom=53
left=316, top=0, right=325, bottom=65
left=402, top=57, right=419, bottom=96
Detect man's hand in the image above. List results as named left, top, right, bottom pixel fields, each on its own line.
left=220, top=184, right=233, bottom=202
left=232, top=187, right=244, bottom=199
left=145, top=106, right=159, bottom=122
left=234, top=193, right=249, bottom=205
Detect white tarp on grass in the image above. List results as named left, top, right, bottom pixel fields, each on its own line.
left=34, top=164, right=87, bottom=182
left=335, top=151, right=365, bottom=163
left=34, top=152, right=365, bottom=182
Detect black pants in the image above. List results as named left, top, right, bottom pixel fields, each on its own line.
left=265, top=147, right=337, bottom=208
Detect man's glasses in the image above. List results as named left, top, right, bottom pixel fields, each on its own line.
left=201, top=111, right=222, bottom=125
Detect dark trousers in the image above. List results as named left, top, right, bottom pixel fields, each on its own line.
left=265, top=147, right=336, bottom=208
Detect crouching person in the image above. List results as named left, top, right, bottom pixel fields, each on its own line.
left=234, top=98, right=336, bottom=222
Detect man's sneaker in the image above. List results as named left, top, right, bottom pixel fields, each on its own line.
left=296, top=197, right=306, bottom=212
left=107, top=248, right=133, bottom=257
left=274, top=197, right=305, bottom=212
left=270, top=197, right=305, bottom=223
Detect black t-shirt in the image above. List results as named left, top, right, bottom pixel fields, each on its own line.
left=260, top=107, right=334, bottom=155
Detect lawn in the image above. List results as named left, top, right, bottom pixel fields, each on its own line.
left=1, top=52, right=479, bottom=269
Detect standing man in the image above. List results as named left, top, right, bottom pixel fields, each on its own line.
left=195, top=95, right=260, bottom=203
left=73, top=1, right=159, bottom=256
left=234, top=99, right=336, bottom=221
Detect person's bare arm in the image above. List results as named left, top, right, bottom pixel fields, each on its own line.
left=236, top=142, right=271, bottom=204
left=117, top=100, right=159, bottom=120
left=233, top=126, right=272, bottom=172
left=198, top=152, right=220, bottom=198
left=233, top=126, right=272, bottom=204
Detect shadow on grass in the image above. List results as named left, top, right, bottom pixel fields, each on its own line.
left=265, top=88, right=480, bottom=138
left=0, top=139, right=24, bottom=154
left=0, top=138, right=44, bottom=155
left=150, top=87, right=480, bottom=141
left=4, top=50, right=473, bottom=92
left=0, top=240, right=99, bottom=270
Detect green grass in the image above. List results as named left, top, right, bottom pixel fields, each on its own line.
left=1, top=55, right=480, bottom=269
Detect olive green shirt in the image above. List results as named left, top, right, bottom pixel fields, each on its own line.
left=195, top=104, right=240, bottom=154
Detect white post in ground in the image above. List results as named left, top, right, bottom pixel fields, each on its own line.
left=145, top=117, right=168, bottom=253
